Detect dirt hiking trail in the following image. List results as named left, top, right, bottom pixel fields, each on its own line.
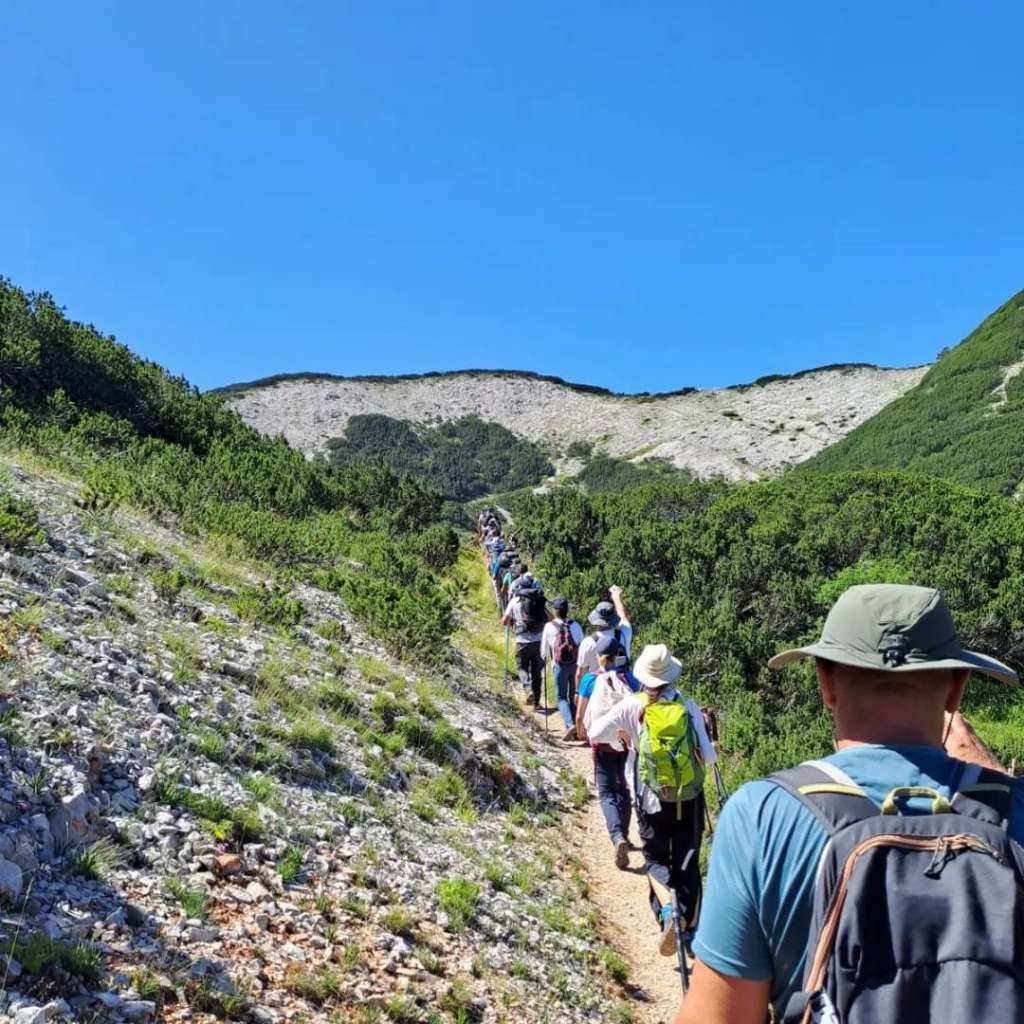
left=525, top=700, right=683, bottom=1024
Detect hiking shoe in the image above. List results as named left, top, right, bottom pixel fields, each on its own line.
left=659, top=911, right=677, bottom=957
left=525, top=693, right=535, bottom=706
left=614, top=840, right=629, bottom=870
left=562, top=726, right=577, bottom=742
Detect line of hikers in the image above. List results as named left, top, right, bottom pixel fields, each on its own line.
left=479, top=504, right=1024, bottom=1024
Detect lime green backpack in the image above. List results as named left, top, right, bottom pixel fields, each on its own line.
left=637, top=697, right=705, bottom=803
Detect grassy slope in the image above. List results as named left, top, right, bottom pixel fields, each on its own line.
left=805, top=288, right=1024, bottom=493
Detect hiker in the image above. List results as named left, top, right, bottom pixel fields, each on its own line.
left=493, top=552, right=514, bottom=611
left=676, top=584, right=1024, bottom=1024
left=541, top=596, right=584, bottom=741
left=577, top=586, right=632, bottom=677
left=482, top=528, right=504, bottom=569
left=501, top=574, right=548, bottom=707
left=578, top=633, right=642, bottom=868
left=575, top=586, right=633, bottom=731
left=587, top=643, right=716, bottom=949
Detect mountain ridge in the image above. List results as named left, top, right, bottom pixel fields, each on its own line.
left=223, top=364, right=929, bottom=483
left=212, top=361, right=921, bottom=401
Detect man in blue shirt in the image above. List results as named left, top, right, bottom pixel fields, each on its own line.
left=677, top=584, right=1023, bottom=1024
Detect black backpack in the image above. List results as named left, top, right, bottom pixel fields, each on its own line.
left=773, top=760, right=1024, bottom=1024
left=517, top=589, right=547, bottom=634
left=609, top=627, right=630, bottom=669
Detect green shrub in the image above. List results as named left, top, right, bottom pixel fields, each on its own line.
left=0, top=278, right=456, bottom=659
left=326, top=413, right=554, bottom=503
left=805, top=288, right=1024, bottom=493
left=510, top=469, right=1024, bottom=776
left=0, top=490, right=43, bottom=550
left=230, top=584, right=305, bottom=629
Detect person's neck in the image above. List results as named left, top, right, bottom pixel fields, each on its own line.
left=835, top=730, right=943, bottom=750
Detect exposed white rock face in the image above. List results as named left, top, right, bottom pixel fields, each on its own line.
left=224, top=365, right=929, bottom=481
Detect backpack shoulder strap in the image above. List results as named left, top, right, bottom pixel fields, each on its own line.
left=771, top=761, right=878, bottom=837
left=952, top=763, right=1016, bottom=830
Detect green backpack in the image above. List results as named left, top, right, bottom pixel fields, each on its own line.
left=637, top=697, right=705, bottom=803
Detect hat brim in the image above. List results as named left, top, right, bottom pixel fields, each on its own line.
left=588, top=610, right=620, bottom=628
left=768, top=644, right=1018, bottom=687
left=633, top=657, right=683, bottom=690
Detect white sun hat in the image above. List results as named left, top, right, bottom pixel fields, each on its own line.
left=632, top=643, right=683, bottom=689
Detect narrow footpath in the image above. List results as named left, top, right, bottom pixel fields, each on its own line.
left=522, top=698, right=682, bottom=1024
left=459, top=545, right=684, bottom=1022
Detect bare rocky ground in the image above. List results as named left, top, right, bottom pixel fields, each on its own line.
left=0, top=455, right=631, bottom=1024
left=224, top=366, right=928, bottom=481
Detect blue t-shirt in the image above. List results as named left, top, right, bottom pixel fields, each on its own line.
left=578, top=670, right=639, bottom=699
left=693, top=745, right=1024, bottom=1017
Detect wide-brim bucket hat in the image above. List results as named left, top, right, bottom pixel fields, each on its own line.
left=768, top=584, right=1018, bottom=687
left=633, top=643, right=684, bottom=690
left=588, top=601, right=620, bottom=628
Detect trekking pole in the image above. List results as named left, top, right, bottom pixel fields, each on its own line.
left=712, top=762, right=729, bottom=808
left=543, top=658, right=549, bottom=736
left=671, top=888, right=691, bottom=995
left=503, top=626, right=510, bottom=689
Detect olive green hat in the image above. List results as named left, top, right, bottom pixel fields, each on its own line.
left=768, top=584, right=1018, bottom=687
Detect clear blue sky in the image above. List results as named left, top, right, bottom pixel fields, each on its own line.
left=3, top=2, right=1022, bottom=394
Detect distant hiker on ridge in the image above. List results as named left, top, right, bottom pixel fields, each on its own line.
left=676, top=584, right=1024, bottom=1024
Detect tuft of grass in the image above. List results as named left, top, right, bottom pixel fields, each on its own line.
left=409, top=768, right=474, bottom=824
left=439, top=980, right=473, bottom=1020
left=276, top=847, right=303, bottom=884
left=313, top=678, right=360, bottom=716
left=560, top=769, right=589, bottom=809
left=68, top=836, right=128, bottom=880
left=9, top=932, right=103, bottom=982
left=285, top=963, right=344, bottom=1005
left=165, top=876, right=208, bottom=920
left=415, top=945, right=444, bottom=975
left=435, top=877, right=481, bottom=931
left=287, top=716, right=335, bottom=753
left=130, top=966, right=164, bottom=1003
left=192, top=727, right=228, bottom=763
left=184, top=979, right=249, bottom=1020
left=241, top=772, right=278, bottom=804
left=598, top=945, right=630, bottom=984
left=45, top=727, right=76, bottom=753
left=382, top=905, right=416, bottom=938
left=383, top=996, right=419, bottom=1023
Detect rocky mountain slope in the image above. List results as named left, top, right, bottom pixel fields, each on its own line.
left=221, top=365, right=927, bottom=481
left=0, top=455, right=629, bottom=1024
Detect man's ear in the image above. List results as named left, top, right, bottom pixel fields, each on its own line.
left=945, top=669, right=970, bottom=713
left=815, top=659, right=838, bottom=710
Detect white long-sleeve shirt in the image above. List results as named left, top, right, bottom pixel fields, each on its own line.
left=587, top=688, right=717, bottom=812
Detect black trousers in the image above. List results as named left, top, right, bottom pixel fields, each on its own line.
left=514, top=640, right=544, bottom=704
left=638, top=792, right=705, bottom=930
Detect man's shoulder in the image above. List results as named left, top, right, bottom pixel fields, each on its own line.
left=719, top=775, right=825, bottom=842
